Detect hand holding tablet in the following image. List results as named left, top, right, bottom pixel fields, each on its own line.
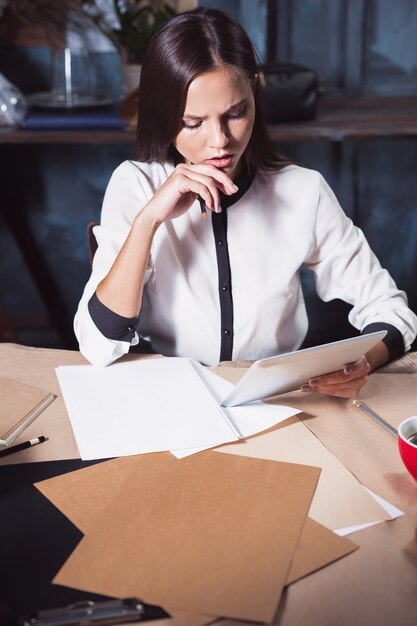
left=221, top=331, right=387, bottom=406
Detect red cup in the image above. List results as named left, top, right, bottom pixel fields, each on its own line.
left=398, top=415, right=417, bottom=481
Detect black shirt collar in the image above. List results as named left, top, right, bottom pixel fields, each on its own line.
left=219, top=166, right=256, bottom=209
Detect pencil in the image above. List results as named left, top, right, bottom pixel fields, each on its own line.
left=198, top=195, right=207, bottom=221
left=352, top=400, right=397, bottom=438
left=0, top=435, right=48, bottom=458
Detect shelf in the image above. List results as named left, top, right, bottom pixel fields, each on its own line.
left=267, top=95, right=417, bottom=142
left=0, top=126, right=135, bottom=144
left=1, top=96, right=416, bottom=145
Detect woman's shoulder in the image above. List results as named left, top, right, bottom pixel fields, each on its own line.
left=110, top=159, right=175, bottom=184
left=101, top=160, right=175, bottom=225
left=256, top=164, right=323, bottom=196
left=258, top=163, right=322, bottom=183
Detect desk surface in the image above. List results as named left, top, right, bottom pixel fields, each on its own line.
left=1, top=344, right=417, bottom=626
left=0, top=96, right=416, bottom=144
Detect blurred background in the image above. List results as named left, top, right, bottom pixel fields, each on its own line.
left=0, top=0, right=416, bottom=352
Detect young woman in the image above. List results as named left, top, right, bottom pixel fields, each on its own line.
left=74, top=7, right=417, bottom=398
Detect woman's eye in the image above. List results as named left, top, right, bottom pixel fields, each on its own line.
left=183, top=121, right=202, bottom=130
left=227, top=107, right=247, bottom=120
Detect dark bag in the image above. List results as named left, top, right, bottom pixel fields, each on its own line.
left=257, top=63, right=322, bottom=123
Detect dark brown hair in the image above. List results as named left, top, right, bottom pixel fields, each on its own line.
left=134, top=7, right=290, bottom=172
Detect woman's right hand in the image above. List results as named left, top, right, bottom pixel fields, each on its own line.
left=141, top=163, right=239, bottom=225
left=95, top=163, right=239, bottom=319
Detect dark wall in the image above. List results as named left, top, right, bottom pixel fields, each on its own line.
left=0, top=47, right=130, bottom=347
left=1, top=0, right=416, bottom=349
left=201, top=0, right=417, bottom=347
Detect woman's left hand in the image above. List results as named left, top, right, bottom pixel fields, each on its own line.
left=301, top=355, right=371, bottom=398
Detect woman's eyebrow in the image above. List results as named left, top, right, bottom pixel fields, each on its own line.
left=183, top=112, right=206, bottom=120
left=182, top=98, right=248, bottom=120
left=226, top=98, right=248, bottom=113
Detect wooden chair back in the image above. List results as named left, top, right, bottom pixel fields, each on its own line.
left=86, top=221, right=99, bottom=267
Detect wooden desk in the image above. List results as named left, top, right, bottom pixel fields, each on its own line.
left=0, top=344, right=416, bottom=625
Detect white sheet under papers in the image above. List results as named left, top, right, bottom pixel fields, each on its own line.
left=56, top=358, right=241, bottom=460
left=171, top=362, right=300, bottom=459
left=335, top=487, right=404, bottom=536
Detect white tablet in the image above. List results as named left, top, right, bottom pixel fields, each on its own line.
left=221, top=330, right=387, bottom=407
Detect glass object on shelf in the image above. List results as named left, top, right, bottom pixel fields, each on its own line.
left=51, top=46, right=93, bottom=107
left=0, top=73, right=28, bottom=127
left=49, top=17, right=95, bottom=107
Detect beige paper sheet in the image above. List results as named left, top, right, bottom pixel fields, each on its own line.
left=265, top=373, right=417, bottom=510
left=285, top=516, right=356, bottom=584
left=215, top=416, right=388, bottom=531
left=120, top=515, right=358, bottom=626
left=166, top=612, right=218, bottom=626
left=49, top=451, right=320, bottom=623
left=36, top=455, right=355, bottom=626
left=35, top=456, right=356, bottom=584
left=37, top=453, right=217, bottom=626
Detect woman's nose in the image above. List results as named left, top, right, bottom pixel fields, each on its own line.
left=208, top=121, right=229, bottom=148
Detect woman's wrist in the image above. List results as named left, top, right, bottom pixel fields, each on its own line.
left=133, top=204, right=163, bottom=233
left=365, top=341, right=390, bottom=372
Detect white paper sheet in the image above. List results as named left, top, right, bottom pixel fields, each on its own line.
left=171, top=363, right=300, bottom=458
left=56, top=358, right=241, bottom=460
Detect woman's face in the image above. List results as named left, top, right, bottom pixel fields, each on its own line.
left=174, top=65, right=255, bottom=181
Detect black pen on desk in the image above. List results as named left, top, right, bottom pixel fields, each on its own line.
left=0, top=436, right=48, bottom=458
left=352, top=400, right=397, bottom=438
left=197, top=195, right=207, bottom=221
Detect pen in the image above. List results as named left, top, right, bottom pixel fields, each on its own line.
left=352, top=400, right=397, bottom=438
left=197, top=195, right=207, bottom=221
left=0, top=435, right=49, bottom=458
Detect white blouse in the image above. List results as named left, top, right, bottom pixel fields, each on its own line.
left=74, top=161, right=417, bottom=367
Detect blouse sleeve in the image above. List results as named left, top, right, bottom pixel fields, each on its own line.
left=74, top=161, right=154, bottom=366
left=305, top=174, right=417, bottom=354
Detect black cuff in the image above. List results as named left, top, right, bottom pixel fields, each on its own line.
left=361, top=322, right=405, bottom=361
left=88, top=292, right=138, bottom=342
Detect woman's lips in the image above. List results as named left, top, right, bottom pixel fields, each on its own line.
left=206, top=155, right=234, bottom=168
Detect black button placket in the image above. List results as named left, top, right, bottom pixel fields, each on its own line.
left=211, top=208, right=234, bottom=362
